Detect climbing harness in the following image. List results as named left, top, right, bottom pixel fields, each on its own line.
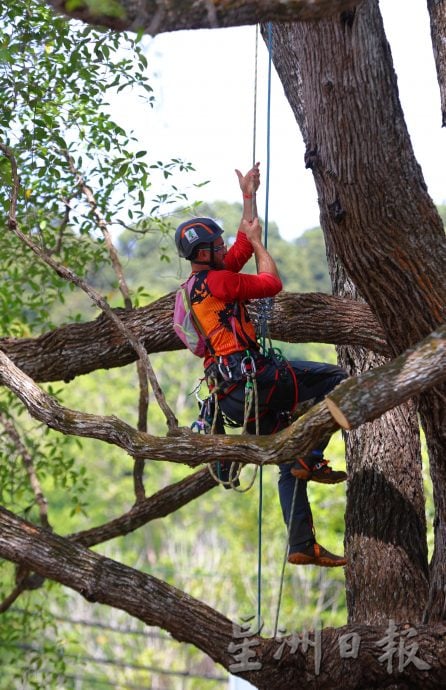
left=192, top=351, right=261, bottom=493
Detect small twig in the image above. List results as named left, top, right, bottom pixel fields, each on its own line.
left=146, top=4, right=166, bottom=36
left=66, top=154, right=133, bottom=305
left=134, top=359, right=149, bottom=501
left=0, top=142, right=19, bottom=228
left=0, top=582, right=25, bottom=613
left=66, top=152, right=150, bottom=499
left=0, top=143, right=178, bottom=433
left=0, top=414, right=51, bottom=604
left=0, top=414, right=51, bottom=531
left=54, top=195, right=72, bottom=255
left=0, top=552, right=46, bottom=613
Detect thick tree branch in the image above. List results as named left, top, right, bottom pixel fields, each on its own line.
left=427, top=0, right=446, bottom=126
left=0, top=324, right=445, bottom=468
left=326, top=323, right=446, bottom=430
left=46, top=0, right=360, bottom=35
left=256, top=291, right=389, bottom=354
left=0, top=291, right=389, bottom=384
left=0, top=469, right=217, bottom=602
left=0, top=347, right=337, bottom=467
left=0, top=506, right=445, bottom=689
left=0, top=504, right=235, bottom=669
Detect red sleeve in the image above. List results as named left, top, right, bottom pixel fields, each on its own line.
left=223, top=231, right=254, bottom=273
left=207, top=270, right=282, bottom=301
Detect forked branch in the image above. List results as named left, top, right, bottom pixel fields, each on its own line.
left=65, top=151, right=150, bottom=500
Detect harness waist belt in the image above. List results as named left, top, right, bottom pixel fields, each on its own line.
left=205, top=350, right=264, bottom=386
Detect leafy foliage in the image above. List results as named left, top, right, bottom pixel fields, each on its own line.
left=0, top=0, right=195, bottom=332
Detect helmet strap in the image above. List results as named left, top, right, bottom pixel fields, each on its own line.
left=209, top=243, right=217, bottom=269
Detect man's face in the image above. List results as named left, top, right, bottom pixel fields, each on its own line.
left=211, top=238, right=227, bottom=268
left=196, top=237, right=227, bottom=268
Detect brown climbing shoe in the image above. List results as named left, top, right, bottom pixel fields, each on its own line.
left=291, top=457, right=347, bottom=484
left=288, top=543, right=346, bottom=568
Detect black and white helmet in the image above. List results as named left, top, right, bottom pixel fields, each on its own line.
left=175, top=217, right=223, bottom=259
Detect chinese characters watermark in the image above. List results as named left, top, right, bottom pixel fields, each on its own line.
left=273, top=626, right=322, bottom=675
left=376, top=619, right=431, bottom=673
left=227, top=616, right=431, bottom=676
left=228, top=615, right=263, bottom=673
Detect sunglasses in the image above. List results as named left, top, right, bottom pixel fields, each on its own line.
left=201, top=244, right=226, bottom=253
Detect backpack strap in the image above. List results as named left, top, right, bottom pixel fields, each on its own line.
left=186, top=274, right=216, bottom=355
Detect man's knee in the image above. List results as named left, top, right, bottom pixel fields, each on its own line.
left=333, top=366, right=348, bottom=385
left=325, top=366, right=347, bottom=395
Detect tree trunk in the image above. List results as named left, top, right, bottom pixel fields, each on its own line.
left=328, top=280, right=428, bottom=626
left=330, top=308, right=429, bottom=626
left=266, top=0, right=446, bottom=623
left=419, top=388, right=446, bottom=621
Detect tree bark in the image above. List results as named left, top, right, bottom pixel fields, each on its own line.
left=427, top=0, right=446, bottom=126
left=267, top=0, right=446, bottom=621
left=0, top=291, right=387, bottom=384
left=328, top=271, right=428, bottom=627
left=325, top=324, right=446, bottom=430
left=1, top=327, right=445, bottom=469
left=419, top=390, right=446, bottom=621
left=1, top=505, right=445, bottom=689
left=46, top=0, right=359, bottom=34
left=416, top=0, right=446, bottom=597
left=276, top=4, right=446, bottom=349
left=267, top=9, right=430, bottom=625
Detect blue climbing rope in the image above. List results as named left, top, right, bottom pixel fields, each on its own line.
left=263, top=21, right=273, bottom=254
left=256, top=19, right=274, bottom=632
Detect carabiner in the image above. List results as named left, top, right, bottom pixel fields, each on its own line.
left=240, top=355, right=256, bottom=378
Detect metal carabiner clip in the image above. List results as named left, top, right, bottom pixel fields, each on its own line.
left=218, top=356, right=232, bottom=382
left=240, top=355, right=256, bottom=378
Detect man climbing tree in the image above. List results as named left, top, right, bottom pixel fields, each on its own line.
left=174, top=163, right=347, bottom=566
